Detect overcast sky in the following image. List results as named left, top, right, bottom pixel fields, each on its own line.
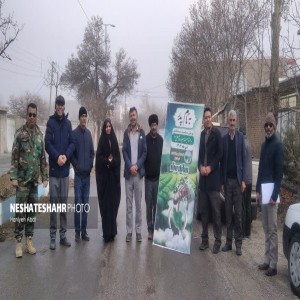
left=0, top=0, right=197, bottom=110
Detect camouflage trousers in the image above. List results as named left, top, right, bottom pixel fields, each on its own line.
left=14, top=182, right=38, bottom=240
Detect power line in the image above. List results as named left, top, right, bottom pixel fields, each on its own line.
left=77, top=0, right=89, bottom=21
left=8, top=51, right=43, bottom=70
left=31, top=78, right=45, bottom=95
left=139, top=83, right=166, bottom=92
left=2, top=60, right=42, bottom=74
left=10, top=44, right=45, bottom=62
left=0, top=66, right=41, bottom=78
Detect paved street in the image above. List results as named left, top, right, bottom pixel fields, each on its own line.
left=0, top=152, right=11, bottom=176
left=0, top=158, right=297, bottom=299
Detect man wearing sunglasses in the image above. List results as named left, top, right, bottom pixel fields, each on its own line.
left=256, top=112, right=283, bottom=277
left=10, top=103, right=49, bottom=258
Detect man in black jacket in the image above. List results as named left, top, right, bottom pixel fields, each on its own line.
left=144, top=114, right=163, bottom=240
left=71, top=107, right=94, bottom=242
left=256, top=112, right=283, bottom=277
left=221, top=110, right=246, bottom=256
left=198, top=107, right=223, bottom=254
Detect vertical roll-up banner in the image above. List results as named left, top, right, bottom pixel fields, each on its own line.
left=153, top=102, right=204, bottom=254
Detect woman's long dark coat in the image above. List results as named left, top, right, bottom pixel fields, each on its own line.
left=95, top=124, right=121, bottom=241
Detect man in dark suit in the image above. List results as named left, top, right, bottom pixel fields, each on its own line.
left=221, top=110, right=246, bottom=256
left=198, top=107, right=223, bottom=254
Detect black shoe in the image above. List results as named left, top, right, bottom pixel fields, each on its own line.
left=50, top=239, right=56, bottom=250
left=212, top=243, right=220, bottom=254
left=222, top=244, right=232, bottom=252
left=258, top=263, right=269, bottom=271
left=75, top=233, right=81, bottom=243
left=126, top=233, right=132, bottom=242
left=265, top=267, right=277, bottom=276
left=199, top=241, right=209, bottom=250
left=82, top=233, right=90, bottom=242
left=136, top=233, right=142, bottom=242
left=60, top=237, right=71, bottom=247
left=236, top=247, right=242, bottom=256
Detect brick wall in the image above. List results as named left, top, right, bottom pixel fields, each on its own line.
left=234, top=76, right=300, bottom=158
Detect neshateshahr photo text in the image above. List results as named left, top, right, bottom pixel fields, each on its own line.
left=10, top=203, right=90, bottom=214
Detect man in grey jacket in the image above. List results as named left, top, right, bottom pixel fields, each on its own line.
left=122, top=107, right=147, bottom=242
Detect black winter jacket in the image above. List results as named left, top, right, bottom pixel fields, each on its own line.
left=198, top=126, right=223, bottom=192
left=256, top=133, right=283, bottom=201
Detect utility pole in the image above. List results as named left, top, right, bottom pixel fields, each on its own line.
left=269, top=0, right=282, bottom=121
left=48, top=61, right=55, bottom=115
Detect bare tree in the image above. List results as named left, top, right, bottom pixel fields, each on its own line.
left=167, top=0, right=269, bottom=113
left=281, top=0, right=300, bottom=77
left=270, top=0, right=283, bottom=120
left=61, top=16, right=140, bottom=138
left=8, top=92, right=49, bottom=121
left=0, top=0, right=23, bottom=60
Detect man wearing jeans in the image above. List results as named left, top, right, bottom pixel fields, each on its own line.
left=122, top=107, right=147, bottom=242
left=45, top=95, right=75, bottom=250
left=71, top=107, right=94, bottom=242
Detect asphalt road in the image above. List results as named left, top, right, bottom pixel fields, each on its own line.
left=0, top=152, right=11, bottom=176
left=0, top=172, right=298, bottom=300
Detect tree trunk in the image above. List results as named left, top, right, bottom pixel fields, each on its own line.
left=269, top=0, right=282, bottom=122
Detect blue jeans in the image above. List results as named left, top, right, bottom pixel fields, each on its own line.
left=74, top=175, right=90, bottom=234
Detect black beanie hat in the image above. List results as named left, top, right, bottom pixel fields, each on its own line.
left=79, top=106, right=87, bottom=119
left=148, top=114, right=158, bottom=126
left=55, top=95, right=65, bottom=106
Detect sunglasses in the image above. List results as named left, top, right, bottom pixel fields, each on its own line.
left=264, top=123, right=273, bottom=128
left=28, top=113, right=37, bottom=118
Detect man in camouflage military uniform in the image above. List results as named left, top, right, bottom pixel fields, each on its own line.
left=10, top=103, right=48, bottom=258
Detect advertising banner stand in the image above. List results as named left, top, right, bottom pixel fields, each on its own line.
left=153, top=102, right=204, bottom=254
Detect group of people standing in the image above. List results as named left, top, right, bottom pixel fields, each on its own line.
left=10, top=96, right=163, bottom=257
left=10, top=97, right=283, bottom=279
left=198, top=107, right=283, bottom=277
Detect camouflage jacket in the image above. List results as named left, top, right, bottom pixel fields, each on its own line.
left=10, top=123, right=49, bottom=185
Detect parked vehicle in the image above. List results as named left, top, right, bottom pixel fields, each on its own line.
left=283, top=203, right=300, bottom=297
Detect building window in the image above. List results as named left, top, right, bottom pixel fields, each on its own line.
left=280, top=94, right=297, bottom=108
left=278, top=110, right=296, bottom=141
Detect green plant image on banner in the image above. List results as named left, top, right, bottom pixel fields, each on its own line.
left=153, top=102, right=204, bottom=254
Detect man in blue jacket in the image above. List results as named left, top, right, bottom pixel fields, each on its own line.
left=122, top=107, right=147, bottom=242
left=45, top=95, right=75, bottom=250
left=256, top=112, right=283, bottom=277
left=71, top=107, right=94, bottom=242
left=221, top=110, right=246, bottom=256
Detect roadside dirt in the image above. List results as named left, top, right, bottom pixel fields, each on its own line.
left=0, top=174, right=15, bottom=201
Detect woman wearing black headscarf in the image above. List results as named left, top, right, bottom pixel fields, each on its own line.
left=96, top=119, right=121, bottom=243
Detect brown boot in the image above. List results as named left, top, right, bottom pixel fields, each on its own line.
left=16, top=239, right=22, bottom=258
left=26, top=236, right=36, bottom=255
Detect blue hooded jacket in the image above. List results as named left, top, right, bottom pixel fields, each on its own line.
left=45, top=113, right=75, bottom=177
